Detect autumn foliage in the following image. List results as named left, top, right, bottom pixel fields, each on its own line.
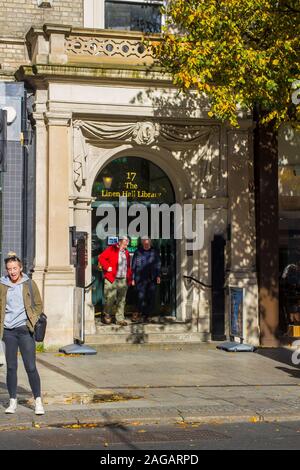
left=154, top=0, right=300, bottom=127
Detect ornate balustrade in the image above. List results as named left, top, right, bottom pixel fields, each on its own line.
left=26, top=24, right=160, bottom=67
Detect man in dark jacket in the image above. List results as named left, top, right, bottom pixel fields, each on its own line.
left=132, top=238, right=161, bottom=322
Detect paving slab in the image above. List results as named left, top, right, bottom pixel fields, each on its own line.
left=0, top=346, right=299, bottom=430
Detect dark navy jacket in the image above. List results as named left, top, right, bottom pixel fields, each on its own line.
left=132, top=247, right=161, bottom=283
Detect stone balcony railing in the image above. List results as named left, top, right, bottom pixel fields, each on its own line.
left=26, top=24, right=161, bottom=67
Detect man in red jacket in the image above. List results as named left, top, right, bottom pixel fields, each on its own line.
left=98, top=236, right=132, bottom=326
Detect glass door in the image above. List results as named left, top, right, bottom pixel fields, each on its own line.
left=91, top=156, right=176, bottom=319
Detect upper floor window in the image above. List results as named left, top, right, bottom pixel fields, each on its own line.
left=84, top=0, right=164, bottom=32
left=105, top=0, right=163, bottom=33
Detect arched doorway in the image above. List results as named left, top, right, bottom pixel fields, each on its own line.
left=91, top=156, right=176, bottom=322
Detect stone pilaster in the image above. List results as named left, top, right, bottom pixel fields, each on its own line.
left=43, top=112, right=75, bottom=347
left=32, top=90, right=48, bottom=298
left=227, top=124, right=259, bottom=345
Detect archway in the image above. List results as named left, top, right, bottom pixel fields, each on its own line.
left=91, top=156, right=177, bottom=322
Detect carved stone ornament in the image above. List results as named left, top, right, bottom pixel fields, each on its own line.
left=73, top=124, right=88, bottom=190
left=132, top=121, right=160, bottom=145
left=72, top=120, right=222, bottom=194
left=73, top=120, right=161, bottom=146
left=73, top=120, right=216, bottom=147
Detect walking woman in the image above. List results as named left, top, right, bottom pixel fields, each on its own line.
left=0, top=252, right=44, bottom=415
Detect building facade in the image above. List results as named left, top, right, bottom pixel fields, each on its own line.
left=0, top=0, right=263, bottom=348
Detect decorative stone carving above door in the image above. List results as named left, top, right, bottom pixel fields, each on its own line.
left=72, top=120, right=223, bottom=197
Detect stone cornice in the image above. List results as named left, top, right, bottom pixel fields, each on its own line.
left=43, top=24, right=72, bottom=37
left=70, top=27, right=161, bottom=42
left=226, top=123, right=255, bottom=132
left=44, top=112, right=72, bottom=126
left=15, top=64, right=171, bottom=86
left=0, top=37, right=25, bottom=45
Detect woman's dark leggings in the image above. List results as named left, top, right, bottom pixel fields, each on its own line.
left=2, top=325, right=41, bottom=399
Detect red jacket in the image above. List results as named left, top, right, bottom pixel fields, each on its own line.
left=98, top=244, right=132, bottom=285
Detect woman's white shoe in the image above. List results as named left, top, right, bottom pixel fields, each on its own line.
left=5, top=398, right=17, bottom=414
left=35, top=397, right=45, bottom=415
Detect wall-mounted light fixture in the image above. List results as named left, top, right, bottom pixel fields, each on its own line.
left=103, top=176, right=113, bottom=189
left=37, top=0, right=53, bottom=7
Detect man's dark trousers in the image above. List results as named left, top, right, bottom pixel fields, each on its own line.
left=136, top=280, right=156, bottom=318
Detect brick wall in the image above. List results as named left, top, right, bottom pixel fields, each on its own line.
left=0, top=41, right=30, bottom=74
left=0, top=0, right=83, bottom=76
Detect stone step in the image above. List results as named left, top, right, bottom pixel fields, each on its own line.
left=85, top=331, right=206, bottom=346
left=95, top=321, right=194, bottom=335
left=83, top=340, right=216, bottom=352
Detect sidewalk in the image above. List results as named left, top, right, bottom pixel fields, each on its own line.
left=0, top=344, right=299, bottom=430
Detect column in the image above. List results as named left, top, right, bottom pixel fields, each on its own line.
left=43, top=112, right=75, bottom=347
left=32, top=90, right=48, bottom=297
left=198, top=199, right=228, bottom=339
left=227, top=124, right=259, bottom=346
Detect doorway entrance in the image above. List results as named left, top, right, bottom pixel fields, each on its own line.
left=91, top=156, right=176, bottom=321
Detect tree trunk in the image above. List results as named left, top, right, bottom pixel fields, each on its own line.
left=254, top=114, right=279, bottom=347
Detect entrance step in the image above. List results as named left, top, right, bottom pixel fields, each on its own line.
left=83, top=340, right=215, bottom=352
left=85, top=321, right=209, bottom=348
left=95, top=321, right=194, bottom=334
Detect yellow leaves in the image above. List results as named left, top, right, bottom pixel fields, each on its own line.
left=63, top=423, right=101, bottom=429
left=250, top=415, right=264, bottom=423
left=177, top=71, right=192, bottom=89
left=250, top=416, right=259, bottom=423
left=189, top=57, right=197, bottom=66
left=155, top=0, right=300, bottom=128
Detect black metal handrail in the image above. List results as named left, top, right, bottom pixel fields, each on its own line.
left=84, top=277, right=96, bottom=292
left=183, top=275, right=212, bottom=289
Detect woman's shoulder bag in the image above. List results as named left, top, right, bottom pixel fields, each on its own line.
left=28, top=279, right=47, bottom=342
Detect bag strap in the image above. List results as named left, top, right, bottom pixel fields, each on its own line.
left=28, top=279, right=36, bottom=309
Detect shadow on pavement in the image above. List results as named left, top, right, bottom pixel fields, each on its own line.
left=255, top=347, right=300, bottom=379
left=99, top=411, right=140, bottom=450
left=274, top=367, right=300, bottom=380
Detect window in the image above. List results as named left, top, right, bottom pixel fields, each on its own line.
left=105, top=0, right=163, bottom=33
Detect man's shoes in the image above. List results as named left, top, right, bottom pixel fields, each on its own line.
left=116, top=320, right=128, bottom=327
left=5, top=398, right=17, bottom=414
left=132, top=312, right=142, bottom=323
left=103, top=313, right=112, bottom=325
left=35, top=397, right=45, bottom=415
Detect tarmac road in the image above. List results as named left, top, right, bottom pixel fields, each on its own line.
left=0, top=421, right=300, bottom=451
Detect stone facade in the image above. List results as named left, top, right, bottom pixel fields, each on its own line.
left=0, top=0, right=83, bottom=78
left=0, top=3, right=261, bottom=348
